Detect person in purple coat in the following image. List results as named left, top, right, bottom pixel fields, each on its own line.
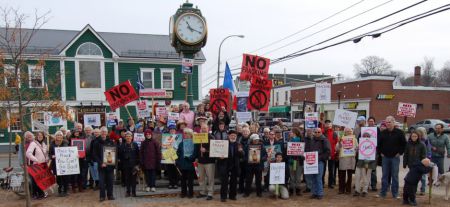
left=140, top=129, right=162, bottom=192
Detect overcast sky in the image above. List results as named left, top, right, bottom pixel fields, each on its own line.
left=2, top=0, right=450, bottom=94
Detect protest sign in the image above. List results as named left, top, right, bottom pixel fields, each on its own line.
left=32, top=121, right=49, bottom=133
left=209, top=88, right=231, bottom=115
left=44, top=112, right=67, bottom=126
left=248, top=77, right=272, bottom=111
left=304, top=151, right=319, bottom=174
left=269, top=162, right=286, bottom=185
left=168, top=112, right=180, bottom=121
left=193, top=133, right=209, bottom=144
left=358, top=137, right=377, bottom=160
left=315, top=82, right=331, bottom=104
left=161, top=134, right=182, bottom=163
left=156, top=107, right=168, bottom=118
left=83, top=114, right=101, bottom=127
left=104, top=80, right=138, bottom=111
left=235, top=91, right=249, bottom=112
left=361, top=127, right=378, bottom=138
left=133, top=133, right=145, bottom=148
left=265, top=144, right=282, bottom=161
left=248, top=145, right=261, bottom=164
left=340, top=135, right=356, bottom=157
left=162, top=148, right=178, bottom=164
left=305, top=112, right=319, bottom=129
left=183, top=139, right=194, bottom=157
left=182, top=58, right=194, bottom=74
left=397, top=102, right=417, bottom=118
left=27, top=163, right=56, bottom=191
left=136, top=100, right=147, bottom=110
left=106, top=112, right=117, bottom=127
left=70, top=139, right=86, bottom=158
left=333, top=109, right=358, bottom=129
left=287, top=142, right=305, bottom=156
left=103, top=146, right=116, bottom=166
left=9, top=174, right=23, bottom=188
left=139, top=88, right=167, bottom=98
left=239, top=54, right=270, bottom=81
left=137, top=109, right=151, bottom=119
left=236, top=112, right=252, bottom=123
left=55, top=146, right=80, bottom=176
left=209, top=140, right=229, bottom=158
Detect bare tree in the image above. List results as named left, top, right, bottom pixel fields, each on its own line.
left=0, top=7, right=68, bottom=207
left=353, top=56, right=393, bottom=77
left=438, top=60, right=450, bottom=86
left=420, top=57, right=438, bottom=86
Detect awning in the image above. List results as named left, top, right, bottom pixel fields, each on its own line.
left=269, top=106, right=291, bottom=113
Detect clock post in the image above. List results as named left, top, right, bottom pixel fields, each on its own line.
left=170, top=1, right=207, bottom=109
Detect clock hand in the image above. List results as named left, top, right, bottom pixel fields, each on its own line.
left=191, top=27, right=202, bottom=34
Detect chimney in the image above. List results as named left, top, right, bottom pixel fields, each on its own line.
left=414, top=66, right=421, bottom=86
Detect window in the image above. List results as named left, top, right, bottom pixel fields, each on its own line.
left=79, top=61, right=101, bottom=88
left=32, top=112, right=45, bottom=132
left=416, top=121, right=424, bottom=125
left=28, top=65, right=44, bottom=88
left=160, top=69, right=174, bottom=90
left=424, top=120, right=431, bottom=124
left=76, top=42, right=103, bottom=56
left=432, top=104, right=439, bottom=111
left=9, top=110, right=21, bottom=132
left=141, top=68, right=154, bottom=89
left=417, top=104, right=424, bottom=110
left=3, top=65, right=19, bottom=88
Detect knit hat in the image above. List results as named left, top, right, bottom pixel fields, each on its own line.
left=144, top=129, right=152, bottom=136
left=250, top=134, right=260, bottom=141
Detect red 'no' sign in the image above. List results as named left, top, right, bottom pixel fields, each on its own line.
left=104, top=80, right=139, bottom=111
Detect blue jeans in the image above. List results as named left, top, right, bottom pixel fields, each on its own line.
left=90, top=162, right=99, bottom=181
left=311, top=161, right=325, bottom=196
left=380, top=156, right=400, bottom=197
left=431, top=157, right=444, bottom=175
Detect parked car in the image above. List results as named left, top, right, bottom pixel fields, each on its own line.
left=409, top=119, right=450, bottom=133
left=442, top=118, right=450, bottom=124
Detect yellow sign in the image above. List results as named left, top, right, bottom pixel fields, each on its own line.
left=162, top=148, right=178, bottom=163
left=193, top=133, right=209, bottom=144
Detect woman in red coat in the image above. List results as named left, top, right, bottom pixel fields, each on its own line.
left=140, top=129, right=161, bottom=192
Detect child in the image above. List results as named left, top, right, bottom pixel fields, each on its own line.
left=402, top=158, right=435, bottom=206
left=268, top=152, right=290, bottom=199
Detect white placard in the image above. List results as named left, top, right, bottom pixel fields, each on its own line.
left=44, top=112, right=67, bottom=126
left=134, top=133, right=145, bottom=147
left=305, top=112, right=319, bottom=129
left=361, top=127, right=377, bottom=138
left=83, top=114, right=101, bottom=127
left=315, top=82, right=331, bottom=104
left=137, top=109, right=151, bottom=119
left=304, top=151, right=319, bottom=174
left=10, top=174, right=23, bottom=188
left=55, top=146, right=80, bottom=176
left=209, top=140, right=229, bottom=158
left=287, top=142, right=305, bottom=156
left=32, top=121, right=49, bottom=133
left=397, top=102, right=417, bottom=118
left=269, top=162, right=286, bottom=184
left=168, top=112, right=180, bottom=120
left=358, top=137, right=377, bottom=160
left=333, top=109, right=358, bottom=129
left=236, top=112, right=252, bottom=123
left=156, top=107, right=168, bottom=117
left=106, top=112, right=117, bottom=127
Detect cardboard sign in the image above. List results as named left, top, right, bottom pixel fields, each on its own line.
left=44, top=112, right=67, bottom=126
left=248, top=145, right=261, bottom=164
left=287, top=142, right=305, bottom=156
left=397, top=102, right=417, bottom=118
left=136, top=100, right=147, bottom=110
left=236, top=112, right=252, bottom=123
left=361, top=127, right=378, bottom=138
left=104, top=80, right=139, bottom=111
left=358, top=137, right=377, bottom=160
left=209, top=140, right=229, bottom=158
left=340, top=136, right=356, bottom=157
left=304, top=151, right=319, bottom=174
left=84, top=114, right=101, bottom=127
left=269, top=162, right=286, bottom=185
left=305, top=112, right=319, bottom=129
left=248, top=77, right=272, bottom=111
left=168, top=112, right=180, bottom=121
left=106, top=112, right=117, bottom=127
left=55, top=146, right=80, bottom=176
left=265, top=144, right=282, bottom=161
left=161, top=133, right=181, bottom=164
left=193, top=133, right=209, bottom=144
left=71, top=139, right=86, bottom=158
left=27, top=163, right=56, bottom=191
left=315, top=82, right=331, bottom=104
left=103, top=146, right=116, bottom=166
left=139, top=88, right=167, bottom=98
left=209, top=88, right=231, bottom=115
left=133, top=133, right=145, bottom=148
left=333, top=109, right=358, bottom=129
left=182, top=58, right=194, bottom=74
left=183, top=139, right=194, bottom=157
left=239, top=54, right=270, bottom=81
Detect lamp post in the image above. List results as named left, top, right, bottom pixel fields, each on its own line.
left=337, top=90, right=342, bottom=109
left=217, top=35, right=244, bottom=88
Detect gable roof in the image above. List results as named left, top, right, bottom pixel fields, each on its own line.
left=269, top=73, right=329, bottom=84
left=0, top=25, right=206, bottom=60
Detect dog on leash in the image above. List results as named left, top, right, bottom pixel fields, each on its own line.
left=133, top=166, right=146, bottom=192
left=434, top=172, right=450, bottom=201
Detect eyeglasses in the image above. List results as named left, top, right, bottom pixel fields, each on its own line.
left=314, top=131, right=321, bottom=134
left=269, top=133, right=275, bottom=135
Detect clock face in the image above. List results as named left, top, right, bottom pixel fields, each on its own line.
left=175, top=13, right=207, bottom=45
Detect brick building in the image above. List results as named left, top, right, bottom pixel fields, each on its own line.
left=290, top=69, right=450, bottom=126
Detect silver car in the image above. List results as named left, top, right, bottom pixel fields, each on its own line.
left=409, top=119, right=450, bottom=133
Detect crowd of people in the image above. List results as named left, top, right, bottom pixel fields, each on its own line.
left=18, top=102, right=450, bottom=205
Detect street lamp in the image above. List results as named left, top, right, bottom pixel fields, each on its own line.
left=217, top=34, right=245, bottom=88
left=337, top=90, right=342, bottom=109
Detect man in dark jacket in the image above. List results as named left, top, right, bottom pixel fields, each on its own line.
left=218, top=130, right=243, bottom=202
left=92, top=127, right=116, bottom=202
left=304, top=127, right=330, bottom=200
left=243, top=134, right=268, bottom=198
left=402, top=158, right=435, bottom=206
left=213, top=121, right=228, bottom=140
left=119, top=131, right=140, bottom=197
left=377, top=116, right=407, bottom=199
left=194, top=124, right=216, bottom=200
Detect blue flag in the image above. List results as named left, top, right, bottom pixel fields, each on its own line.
left=136, top=71, right=144, bottom=91
left=223, top=62, right=236, bottom=93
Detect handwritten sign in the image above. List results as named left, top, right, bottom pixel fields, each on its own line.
left=333, top=109, right=358, bottom=129
left=209, top=140, right=229, bottom=158
left=168, top=112, right=180, bottom=121
left=358, top=137, right=377, bottom=160
left=340, top=136, right=356, bottom=157
left=315, top=82, right=331, bottom=104
left=55, top=146, right=80, bottom=175
left=287, top=142, right=305, bottom=156
left=397, top=102, right=417, bottom=118
left=304, top=151, right=319, bottom=174
left=269, top=162, right=286, bottom=184
left=27, top=163, right=56, bottom=191
left=193, top=133, right=209, bottom=144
